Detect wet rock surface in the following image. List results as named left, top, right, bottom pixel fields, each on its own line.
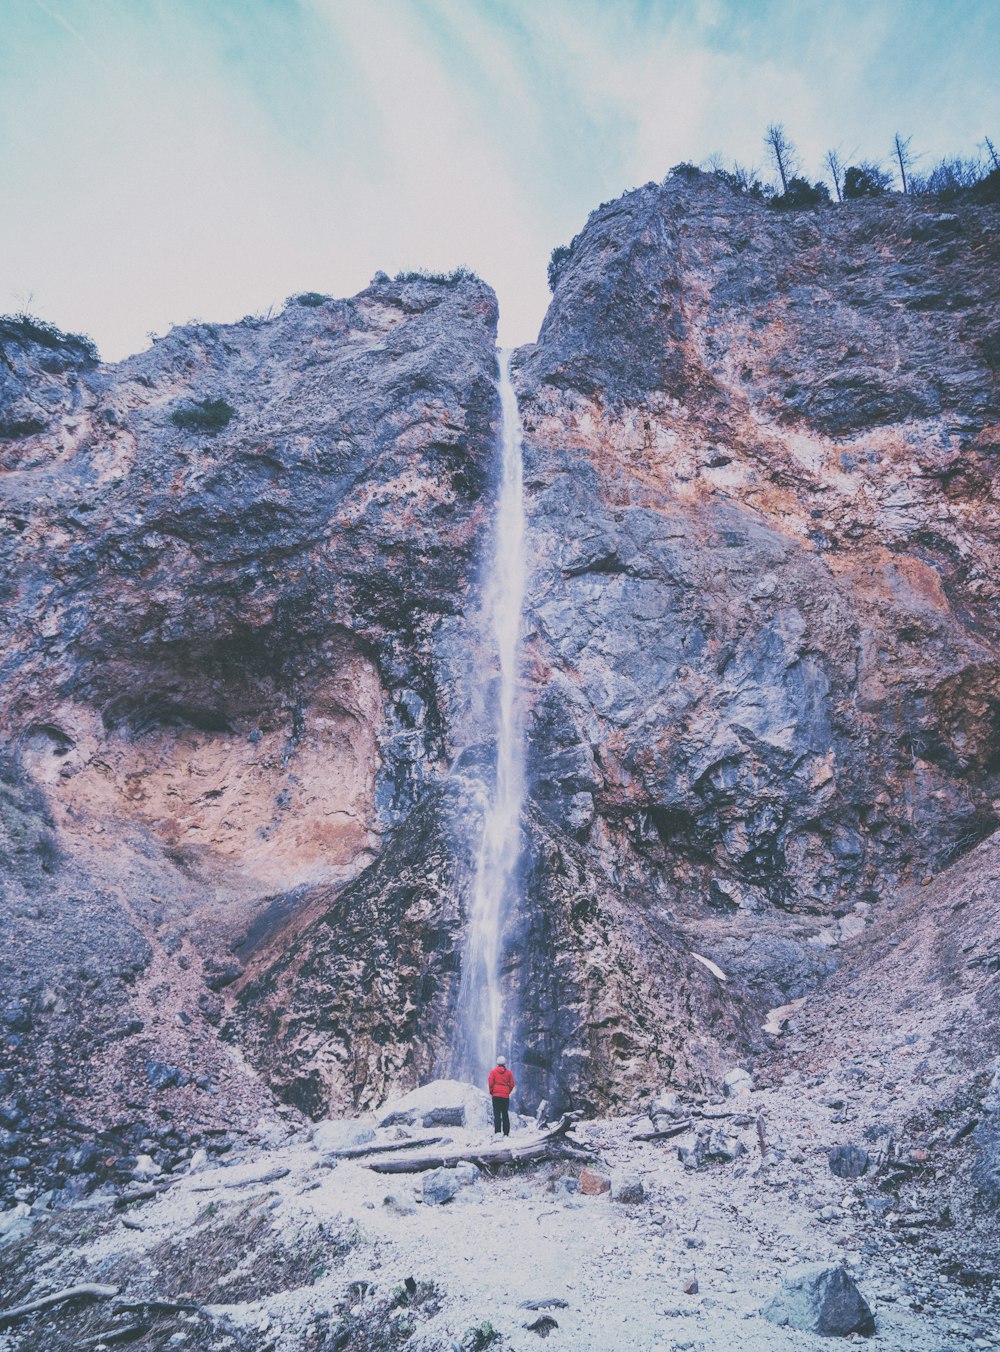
left=233, top=777, right=756, bottom=1118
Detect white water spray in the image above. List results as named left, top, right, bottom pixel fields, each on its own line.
left=454, top=348, right=527, bottom=1086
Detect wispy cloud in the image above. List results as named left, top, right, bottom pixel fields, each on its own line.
left=2, top=0, right=997, bottom=359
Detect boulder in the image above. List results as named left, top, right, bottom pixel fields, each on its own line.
left=144, top=1061, right=184, bottom=1091
left=828, top=1145, right=869, bottom=1179
left=578, top=1167, right=611, bottom=1195
left=422, top=1168, right=461, bottom=1206
left=679, top=1127, right=747, bottom=1168
left=722, top=1068, right=754, bottom=1098
left=132, top=1154, right=162, bottom=1181
left=650, top=1091, right=683, bottom=1121
left=611, top=1173, right=645, bottom=1203
left=312, top=1119, right=377, bottom=1153
left=377, top=1080, right=493, bottom=1131
left=762, top=1263, right=875, bottom=1337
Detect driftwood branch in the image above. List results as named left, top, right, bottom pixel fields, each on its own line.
left=631, top=1120, right=693, bottom=1142
left=367, top=1114, right=582, bottom=1174
left=114, top=1184, right=170, bottom=1209
left=191, top=1167, right=290, bottom=1193
left=324, top=1135, right=445, bottom=1160
left=0, top=1284, right=118, bottom=1327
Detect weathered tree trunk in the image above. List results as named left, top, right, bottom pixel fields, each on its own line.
left=365, top=1114, right=583, bottom=1174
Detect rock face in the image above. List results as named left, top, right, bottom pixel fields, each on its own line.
left=1, top=173, right=999, bottom=1176
left=0, top=276, right=501, bottom=1169
left=233, top=777, right=754, bottom=1117
left=516, top=170, right=999, bottom=1000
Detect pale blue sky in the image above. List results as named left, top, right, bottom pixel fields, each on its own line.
left=2, top=0, right=997, bottom=358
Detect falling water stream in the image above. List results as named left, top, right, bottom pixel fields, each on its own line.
left=453, top=348, right=527, bottom=1087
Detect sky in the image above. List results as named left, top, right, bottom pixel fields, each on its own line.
left=2, top=0, right=998, bottom=360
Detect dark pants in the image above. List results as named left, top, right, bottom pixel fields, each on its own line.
left=492, top=1095, right=510, bottom=1136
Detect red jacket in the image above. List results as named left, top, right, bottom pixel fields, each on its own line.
left=488, top=1065, right=515, bottom=1098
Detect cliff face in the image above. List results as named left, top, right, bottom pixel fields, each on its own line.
left=2, top=176, right=999, bottom=1184
left=517, top=172, right=999, bottom=1001
left=0, top=277, right=502, bottom=1169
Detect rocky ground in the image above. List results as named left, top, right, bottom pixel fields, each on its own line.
left=3, top=828, right=999, bottom=1349
left=1, top=1059, right=998, bottom=1352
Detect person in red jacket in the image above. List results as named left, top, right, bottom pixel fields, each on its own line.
left=488, top=1056, right=515, bottom=1136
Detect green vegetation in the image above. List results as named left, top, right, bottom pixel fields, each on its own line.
left=290, top=291, right=330, bottom=307
left=169, top=397, right=235, bottom=435
left=771, top=176, right=831, bottom=210
left=664, top=127, right=1000, bottom=215
left=547, top=242, right=574, bottom=291
left=392, top=266, right=479, bottom=287
left=0, top=312, right=98, bottom=363
left=843, top=163, right=892, bottom=199
left=462, top=1322, right=500, bottom=1350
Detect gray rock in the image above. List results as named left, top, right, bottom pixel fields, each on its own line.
left=610, top=1173, right=645, bottom=1203
left=144, top=1061, right=184, bottom=1091
left=422, top=1168, right=461, bottom=1206
left=828, top=1145, right=869, bottom=1179
left=312, top=1120, right=377, bottom=1153
left=650, top=1091, right=683, bottom=1120
left=762, top=1263, right=875, bottom=1336
left=722, top=1068, right=754, bottom=1098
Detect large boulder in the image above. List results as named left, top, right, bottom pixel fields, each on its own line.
left=312, top=1119, right=377, bottom=1153
left=377, top=1079, right=493, bottom=1131
left=762, top=1263, right=875, bottom=1337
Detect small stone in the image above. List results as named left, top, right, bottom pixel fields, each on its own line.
left=578, top=1167, right=611, bottom=1195
left=133, top=1154, right=162, bottom=1181
left=144, top=1060, right=183, bottom=1091
left=683, top=1278, right=699, bottom=1295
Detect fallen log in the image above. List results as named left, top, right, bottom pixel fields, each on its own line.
left=0, top=1284, right=118, bottom=1328
left=631, top=1120, right=692, bottom=1142
left=114, top=1184, right=170, bottom=1209
left=366, top=1114, right=582, bottom=1174
left=324, top=1135, right=445, bottom=1160
left=191, top=1167, right=290, bottom=1192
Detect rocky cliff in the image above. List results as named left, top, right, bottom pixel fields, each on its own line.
left=518, top=171, right=999, bottom=1003
left=2, top=174, right=999, bottom=1212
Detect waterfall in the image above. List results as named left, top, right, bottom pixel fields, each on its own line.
left=453, top=348, right=527, bottom=1088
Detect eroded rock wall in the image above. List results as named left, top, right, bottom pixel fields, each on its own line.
left=516, top=171, right=999, bottom=999
left=0, top=276, right=502, bottom=1161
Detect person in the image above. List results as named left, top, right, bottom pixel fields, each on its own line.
left=488, top=1055, right=515, bottom=1136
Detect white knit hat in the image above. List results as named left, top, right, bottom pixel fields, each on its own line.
left=496, top=1055, right=506, bottom=1065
